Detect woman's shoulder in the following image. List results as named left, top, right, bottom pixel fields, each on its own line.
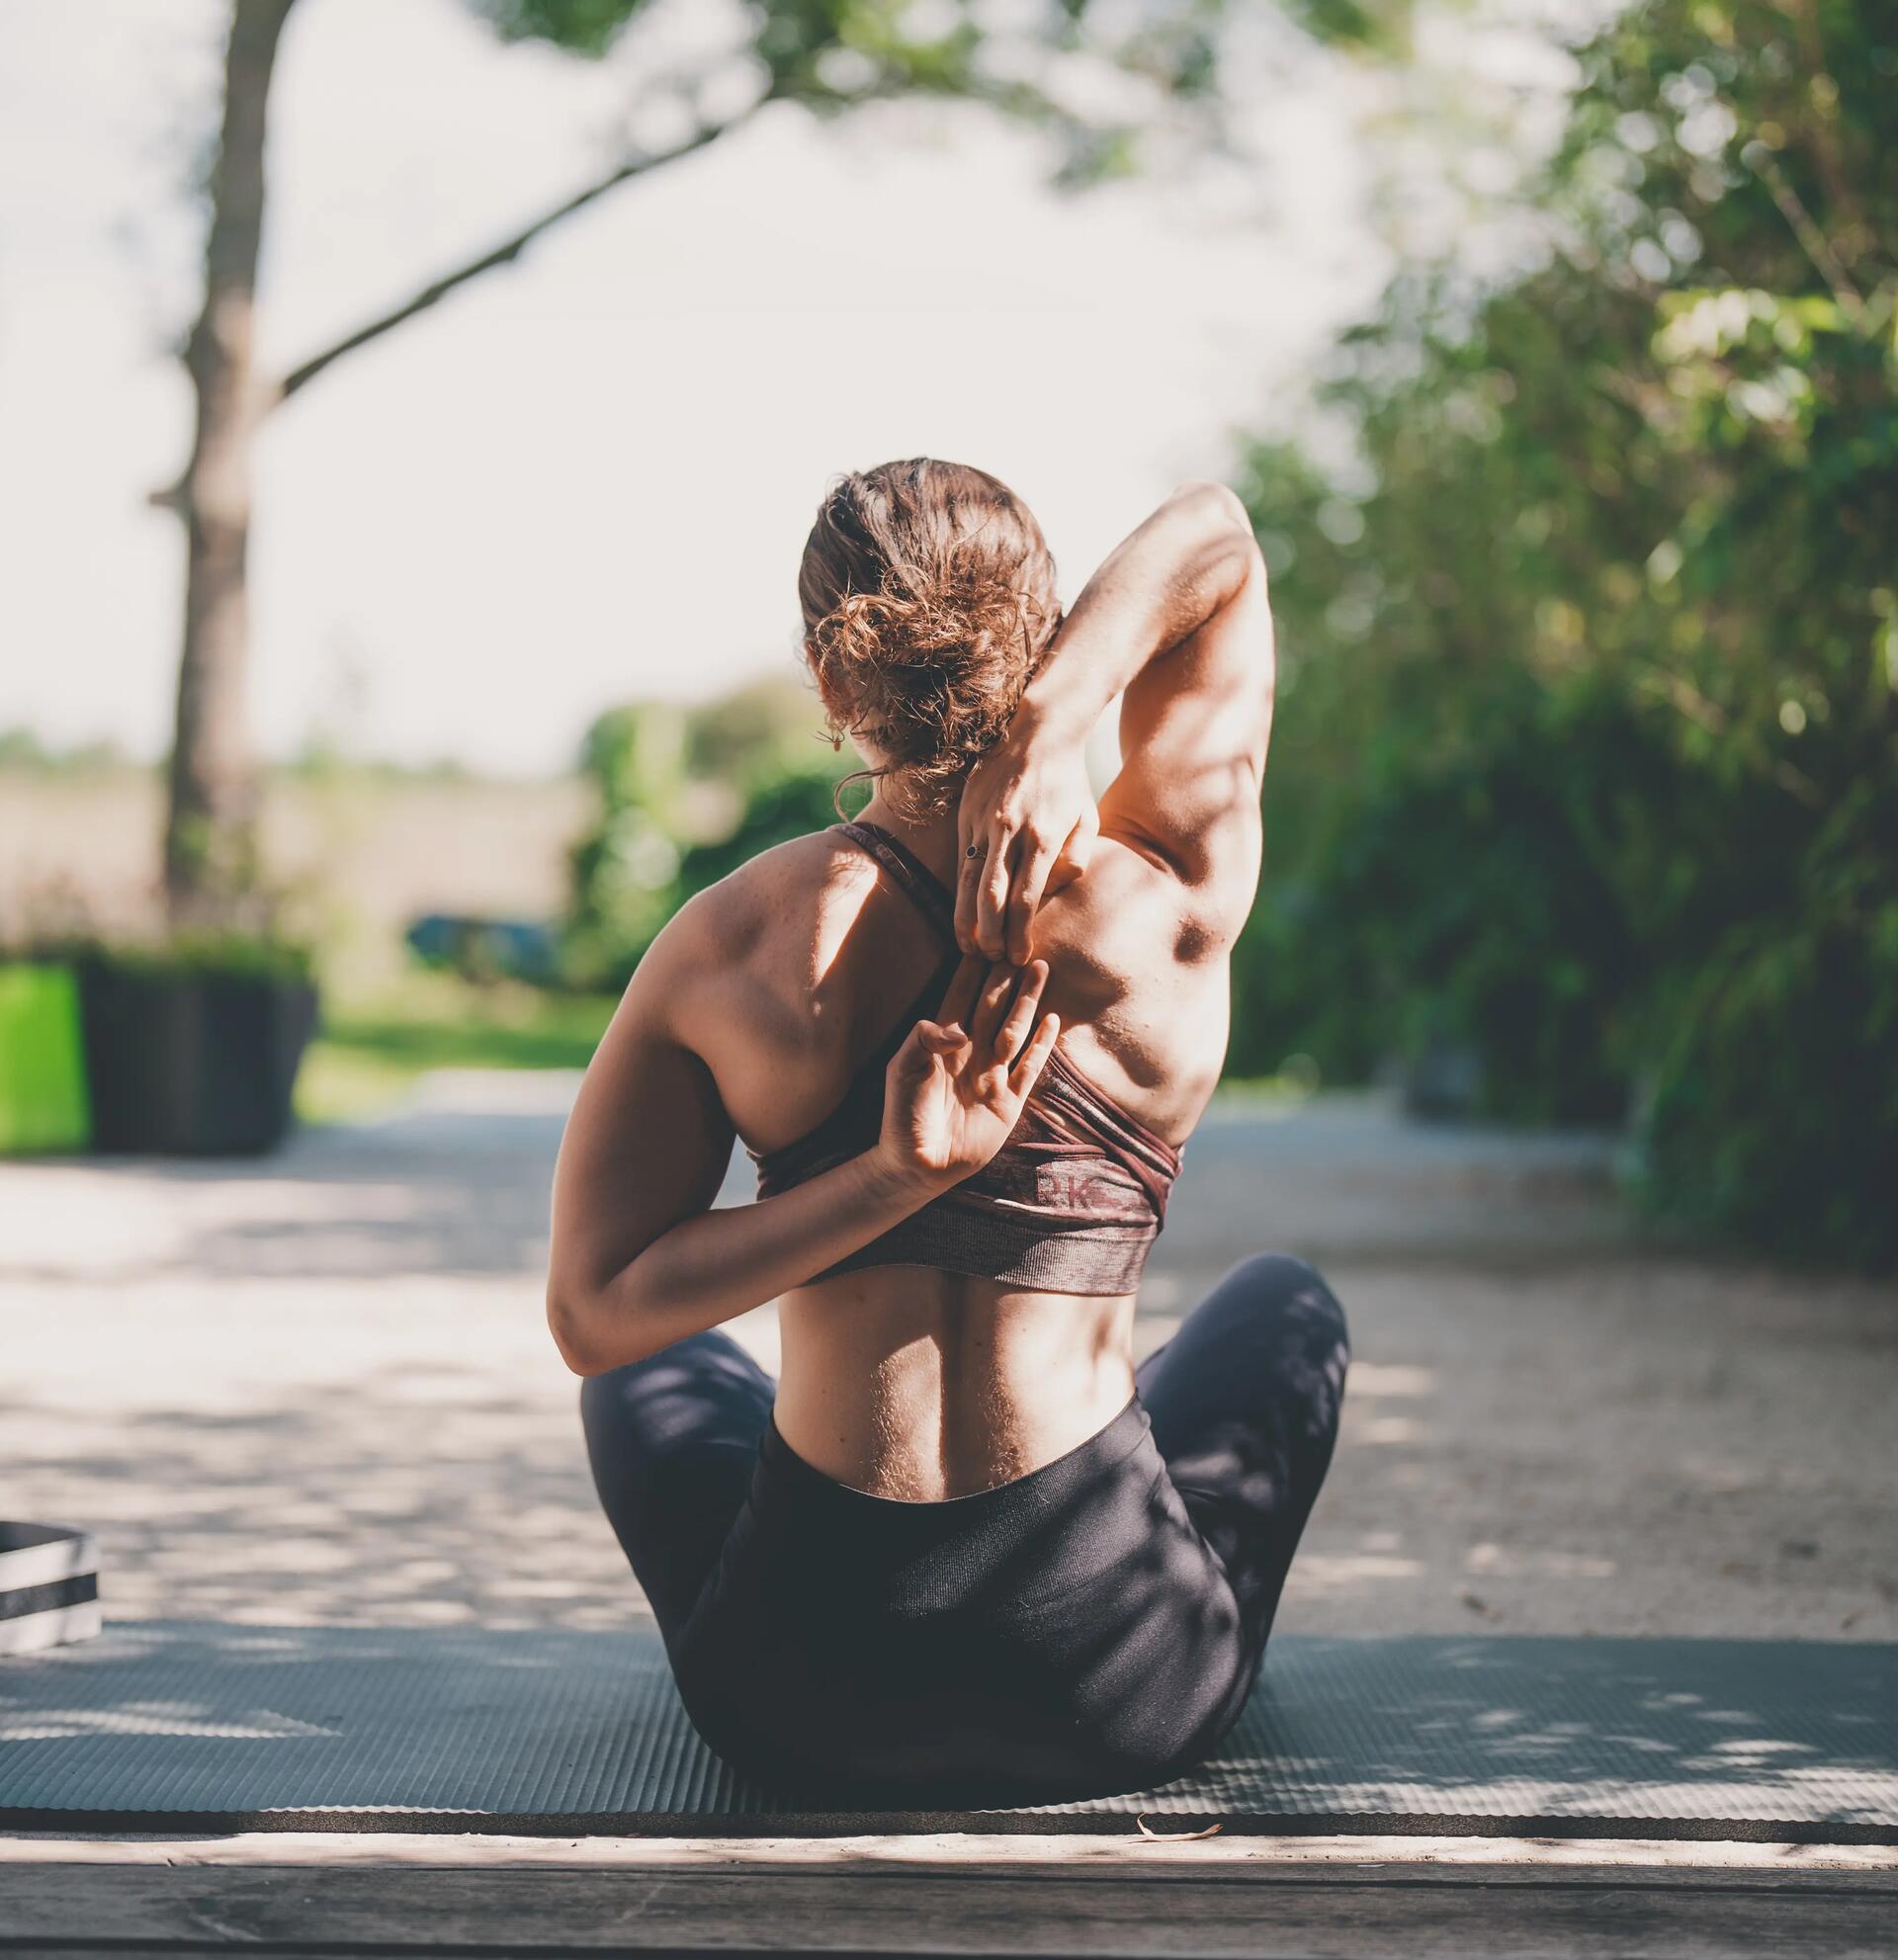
left=663, top=827, right=879, bottom=959
left=646, top=826, right=914, bottom=1149
left=648, top=827, right=885, bottom=1045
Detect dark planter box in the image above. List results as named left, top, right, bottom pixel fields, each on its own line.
left=76, top=960, right=318, bottom=1155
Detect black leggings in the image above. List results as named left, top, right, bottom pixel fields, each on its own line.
left=580, top=1253, right=1348, bottom=1805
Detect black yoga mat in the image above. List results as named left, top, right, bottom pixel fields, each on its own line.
left=2, top=1622, right=1891, bottom=1842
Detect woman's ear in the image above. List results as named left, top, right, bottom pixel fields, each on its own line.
left=806, top=653, right=849, bottom=738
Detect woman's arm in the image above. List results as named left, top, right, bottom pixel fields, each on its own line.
left=546, top=901, right=1060, bottom=1376
left=956, top=480, right=1267, bottom=959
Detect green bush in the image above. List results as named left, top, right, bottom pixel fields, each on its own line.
left=1632, top=922, right=1898, bottom=1269
left=1629, top=773, right=1898, bottom=1267
left=4, top=929, right=315, bottom=985
left=1226, top=0, right=1898, bottom=1265
left=1237, top=680, right=1648, bottom=1124
left=563, top=679, right=852, bottom=988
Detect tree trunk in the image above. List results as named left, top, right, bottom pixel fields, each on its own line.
left=163, top=0, right=297, bottom=921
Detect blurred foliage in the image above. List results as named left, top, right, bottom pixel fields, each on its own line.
left=1232, top=0, right=1897, bottom=1265
left=472, top=0, right=1409, bottom=187
left=564, top=676, right=855, bottom=987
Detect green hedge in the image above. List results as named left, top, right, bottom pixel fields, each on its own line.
left=1223, top=0, right=1898, bottom=1267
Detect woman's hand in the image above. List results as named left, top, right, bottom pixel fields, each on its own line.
left=955, top=723, right=1097, bottom=963
left=875, top=953, right=1061, bottom=1196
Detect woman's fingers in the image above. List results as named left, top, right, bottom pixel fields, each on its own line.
left=992, top=959, right=1048, bottom=1064
left=932, top=954, right=1056, bottom=1096
left=1007, top=1010, right=1062, bottom=1097
left=969, top=958, right=1021, bottom=1056
left=972, top=824, right=1015, bottom=959
left=954, top=815, right=980, bottom=953
left=1004, top=834, right=1059, bottom=965
left=956, top=818, right=1009, bottom=955
left=933, top=950, right=987, bottom=1036
left=1047, top=808, right=1096, bottom=894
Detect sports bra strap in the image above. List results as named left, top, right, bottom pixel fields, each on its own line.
left=834, top=820, right=958, bottom=948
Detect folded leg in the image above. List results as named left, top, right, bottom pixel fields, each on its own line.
left=579, top=1330, right=777, bottom=1647
left=1135, top=1254, right=1349, bottom=1662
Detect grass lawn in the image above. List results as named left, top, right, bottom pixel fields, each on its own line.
left=297, top=974, right=618, bottom=1124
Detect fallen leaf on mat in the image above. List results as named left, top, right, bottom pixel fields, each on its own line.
left=1135, top=1816, right=1223, bottom=1840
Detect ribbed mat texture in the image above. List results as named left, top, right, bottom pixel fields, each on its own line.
left=2, top=1623, right=1891, bottom=1841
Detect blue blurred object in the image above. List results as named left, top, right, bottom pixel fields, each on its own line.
left=405, top=914, right=560, bottom=984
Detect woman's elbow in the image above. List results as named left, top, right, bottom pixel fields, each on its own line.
left=1164, top=482, right=1263, bottom=596
left=1169, top=478, right=1254, bottom=541
left=546, top=1280, right=643, bottom=1377
left=546, top=1286, right=599, bottom=1375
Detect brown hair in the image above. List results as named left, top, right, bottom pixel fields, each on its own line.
left=799, top=459, right=1062, bottom=820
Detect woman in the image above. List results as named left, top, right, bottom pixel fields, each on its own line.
left=548, top=460, right=1348, bottom=1805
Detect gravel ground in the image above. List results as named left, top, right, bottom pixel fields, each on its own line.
left=5, top=1074, right=1893, bottom=1640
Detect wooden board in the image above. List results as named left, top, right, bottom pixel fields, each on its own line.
left=0, top=1853, right=1893, bottom=1958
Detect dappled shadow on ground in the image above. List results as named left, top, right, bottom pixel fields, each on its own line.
left=5, top=1083, right=1896, bottom=1639
left=2, top=1095, right=571, bottom=1286
left=12, top=1265, right=1895, bottom=1642
left=9, top=1366, right=644, bottom=1632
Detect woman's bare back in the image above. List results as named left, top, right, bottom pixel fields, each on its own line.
left=674, top=815, right=1233, bottom=1499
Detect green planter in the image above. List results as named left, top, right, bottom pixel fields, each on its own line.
left=0, top=963, right=90, bottom=1154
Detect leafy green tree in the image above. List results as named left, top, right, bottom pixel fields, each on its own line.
left=159, top=0, right=1406, bottom=920
left=564, top=702, right=690, bottom=979
left=1233, top=0, right=1896, bottom=1261
left=565, top=676, right=852, bottom=985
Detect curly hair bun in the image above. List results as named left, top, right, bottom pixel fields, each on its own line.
left=799, top=459, right=1061, bottom=820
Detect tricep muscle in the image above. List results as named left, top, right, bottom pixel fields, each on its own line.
left=1096, top=542, right=1273, bottom=914
left=546, top=913, right=735, bottom=1347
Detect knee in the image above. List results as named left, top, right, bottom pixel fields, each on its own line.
left=578, top=1365, right=628, bottom=1462
left=1228, top=1253, right=1349, bottom=1357
left=577, top=1357, right=643, bottom=1421
left=577, top=1355, right=669, bottom=1467
left=577, top=1338, right=714, bottom=1421
left=1231, top=1254, right=1348, bottom=1332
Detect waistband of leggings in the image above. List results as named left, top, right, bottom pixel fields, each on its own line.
left=755, top=1392, right=1154, bottom=1538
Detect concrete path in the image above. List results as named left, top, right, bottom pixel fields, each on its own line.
left=4, top=1075, right=1893, bottom=1639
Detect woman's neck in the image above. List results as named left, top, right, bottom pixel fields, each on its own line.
left=853, top=794, right=963, bottom=897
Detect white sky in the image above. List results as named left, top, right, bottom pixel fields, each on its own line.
left=0, top=0, right=1564, bottom=776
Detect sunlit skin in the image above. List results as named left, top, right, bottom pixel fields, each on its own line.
left=546, top=481, right=1274, bottom=1500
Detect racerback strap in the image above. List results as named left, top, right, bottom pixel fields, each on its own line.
left=833, top=820, right=959, bottom=949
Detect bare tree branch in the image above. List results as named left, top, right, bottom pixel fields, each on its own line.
left=268, top=100, right=766, bottom=407
left=1740, top=134, right=1866, bottom=326
left=263, top=61, right=1094, bottom=411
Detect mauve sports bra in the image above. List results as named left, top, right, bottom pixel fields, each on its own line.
left=748, top=820, right=1183, bottom=1296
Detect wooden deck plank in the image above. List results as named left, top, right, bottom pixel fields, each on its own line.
left=2, top=1857, right=1894, bottom=1959
left=6, top=1829, right=1895, bottom=1871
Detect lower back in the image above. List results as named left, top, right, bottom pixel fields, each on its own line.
left=773, top=1270, right=1138, bottom=1499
